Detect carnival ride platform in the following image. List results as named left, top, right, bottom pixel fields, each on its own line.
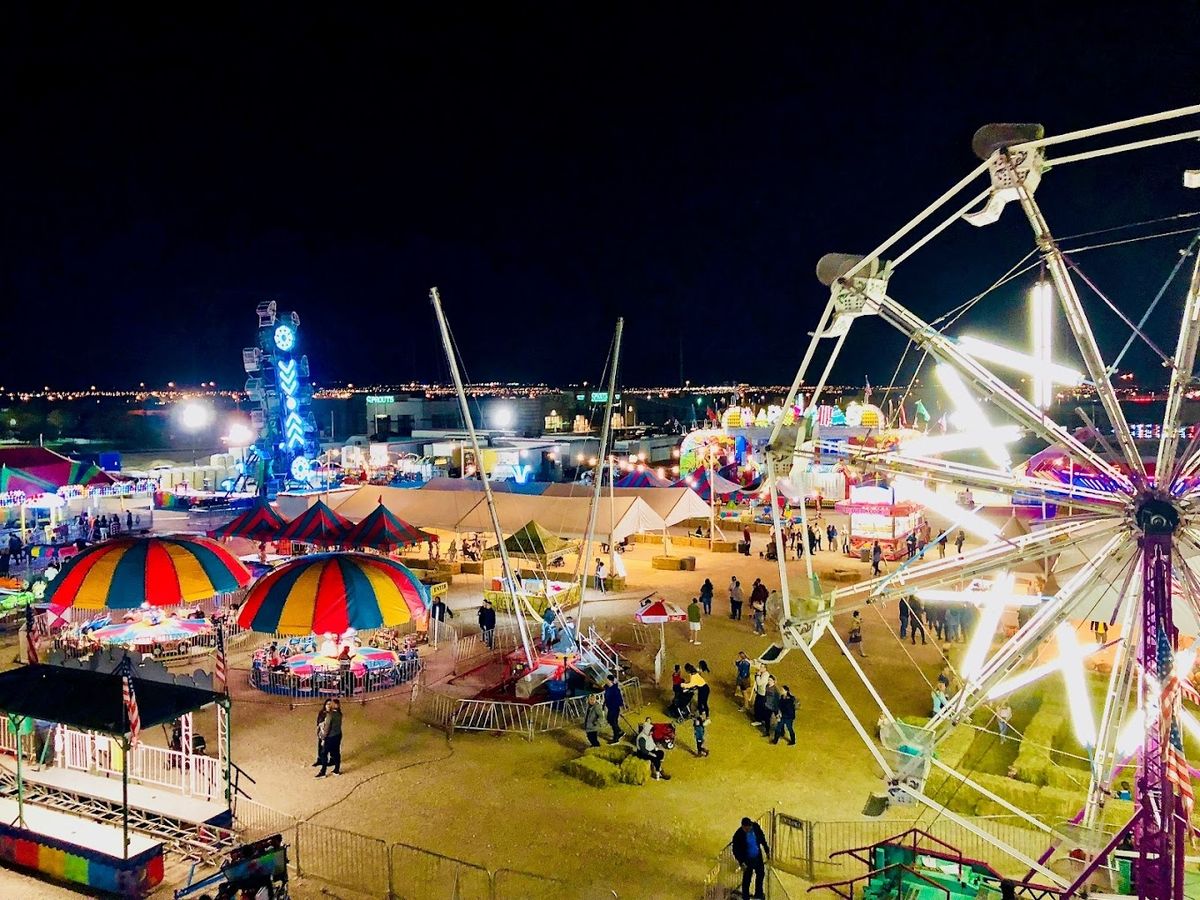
left=0, top=760, right=236, bottom=864
left=0, top=796, right=160, bottom=857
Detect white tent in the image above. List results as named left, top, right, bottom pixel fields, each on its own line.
left=453, top=493, right=664, bottom=544
left=332, top=485, right=486, bottom=530
left=543, top=484, right=710, bottom=526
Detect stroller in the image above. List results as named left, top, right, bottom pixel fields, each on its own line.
left=667, top=687, right=695, bottom=722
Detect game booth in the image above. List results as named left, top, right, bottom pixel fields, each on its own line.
left=835, top=484, right=924, bottom=561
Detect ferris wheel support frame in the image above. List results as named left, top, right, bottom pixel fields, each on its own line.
left=1160, top=254, right=1200, bottom=482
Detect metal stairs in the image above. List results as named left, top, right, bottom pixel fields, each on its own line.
left=0, top=768, right=238, bottom=865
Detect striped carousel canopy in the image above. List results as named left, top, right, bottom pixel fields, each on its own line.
left=211, top=497, right=287, bottom=541
left=44, top=535, right=252, bottom=610
left=343, top=501, right=432, bottom=551
left=276, top=499, right=352, bottom=546
left=237, top=552, right=429, bottom=636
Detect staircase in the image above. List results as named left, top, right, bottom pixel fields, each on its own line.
left=0, top=768, right=238, bottom=865
left=583, top=626, right=624, bottom=680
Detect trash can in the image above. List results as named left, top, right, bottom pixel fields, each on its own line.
left=859, top=548, right=870, bottom=563
left=547, top=678, right=568, bottom=709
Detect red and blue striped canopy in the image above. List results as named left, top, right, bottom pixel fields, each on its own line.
left=237, top=552, right=429, bottom=635
left=276, top=500, right=352, bottom=546
left=615, top=469, right=671, bottom=488
left=44, top=536, right=252, bottom=610
left=674, top=467, right=750, bottom=502
left=344, top=502, right=432, bottom=551
left=211, top=497, right=287, bottom=541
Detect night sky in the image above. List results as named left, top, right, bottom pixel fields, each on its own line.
left=5, top=6, right=1199, bottom=391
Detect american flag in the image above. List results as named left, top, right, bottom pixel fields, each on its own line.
left=120, top=657, right=141, bottom=749
left=24, top=604, right=39, bottom=666
left=214, top=624, right=227, bottom=693
left=1158, top=627, right=1195, bottom=819
left=817, top=405, right=834, bottom=426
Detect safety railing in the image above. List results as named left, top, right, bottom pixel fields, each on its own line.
left=246, top=658, right=422, bottom=702
left=233, top=796, right=300, bottom=843
left=297, top=820, right=391, bottom=897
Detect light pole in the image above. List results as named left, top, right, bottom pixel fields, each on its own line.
left=178, top=402, right=214, bottom=471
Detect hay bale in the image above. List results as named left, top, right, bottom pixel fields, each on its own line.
left=584, top=744, right=632, bottom=764
left=1043, top=763, right=1088, bottom=792
left=618, top=755, right=652, bottom=785
left=562, top=756, right=619, bottom=788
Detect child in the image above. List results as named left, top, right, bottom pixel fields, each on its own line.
left=848, top=611, right=866, bottom=657
left=693, top=714, right=709, bottom=757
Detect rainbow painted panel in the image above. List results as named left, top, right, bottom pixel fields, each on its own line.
left=0, top=821, right=164, bottom=896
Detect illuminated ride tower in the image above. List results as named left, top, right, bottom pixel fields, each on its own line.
left=242, top=302, right=321, bottom=494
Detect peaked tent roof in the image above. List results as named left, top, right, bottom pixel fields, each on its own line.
left=0, top=446, right=115, bottom=495
left=333, top=485, right=487, bottom=530
left=543, top=484, right=710, bottom=526
left=455, top=494, right=665, bottom=544
left=674, top=467, right=751, bottom=501
left=276, top=499, right=353, bottom=545
left=344, top=502, right=433, bottom=550
left=615, top=470, right=671, bottom=489
left=420, top=477, right=550, bottom=495
left=211, top=497, right=287, bottom=541
left=485, top=520, right=580, bottom=561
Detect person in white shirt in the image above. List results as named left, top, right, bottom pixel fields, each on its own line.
left=594, top=558, right=607, bottom=594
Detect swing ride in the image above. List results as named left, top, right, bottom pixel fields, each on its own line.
left=761, top=105, right=1200, bottom=898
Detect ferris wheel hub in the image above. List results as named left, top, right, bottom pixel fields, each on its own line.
left=1134, top=495, right=1181, bottom=534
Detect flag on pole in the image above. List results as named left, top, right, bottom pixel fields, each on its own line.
left=817, top=405, right=834, bottom=427
left=24, top=603, right=38, bottom=666
left=1167, top=718, right=1194, bottom=820
left=214, top=625, right=228, bottom=694
left=914, top=399, right=931, bottom=423
left=863, top=377, right=872, bottom=402
left=938, top=412, right=948, bottom=433
left=120, top=657, right=142, bottom=749
left=898, top=402, right=908, bottom=428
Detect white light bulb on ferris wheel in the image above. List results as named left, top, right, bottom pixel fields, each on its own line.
left=934, top=364, right=1011, bottom=468
left=1056, top=622, right=1098, bottom=747
left=959, top=572, right=1015, bottom=681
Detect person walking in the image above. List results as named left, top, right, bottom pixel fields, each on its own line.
left=771, top=686, right=797, bottom=745
left=729, top=577, right=744, bottom=620
left=477, top=599, right=496, bottom=650
left=761, top=675, right=781, bottom=737
left=871, top=541, right=882, bottom=576
left=316, top=699, right=342, bottom=776
left=732, top=816, right=770, bottom=900
left=699, top=578, right=714, bottom=615
left=603, top=674, right=624, bottom=743
left=734, top=651, right=752, bottom=709
left=594, top=558, right=607, bottom=593
left=687, top=597, right=702, bottom=645
left=955, top=529, right=965, bottom=555
left=848, top=611, right=867, bottom=657
left=907, top=596, right=927, bottom=645
left=693, top=713, right=709, bottom=757
left=312, top=700, right=330, bottom=768
left=582, top=692, right=603, bottom=747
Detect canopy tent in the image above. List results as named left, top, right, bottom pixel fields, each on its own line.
left=420, top=477, right=550, bottom=495
left=211, top=497, right=287, bottom=541
left=484, top=521, right=580, bottom=562
left=276, top=500, right=353, bottom=546
left=0, top=446, right=115, bottom=495
left=454, top=494, right=665, bottom=544
left=0, top=664, right=222, bottom=734
left=674, top=467, right=751, bottom=501
left=543, top=484, right=711, bottom=527
left=343, top=502, right=432, bottom=551
left=333, top=486, right=485, bottom=531
left=614, top=470, right=671, bottom=489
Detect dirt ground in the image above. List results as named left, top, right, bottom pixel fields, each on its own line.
left=0, top=514, right=984, bottom=898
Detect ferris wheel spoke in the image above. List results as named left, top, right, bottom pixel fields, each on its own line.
left=929, top=534, right=1133, bottom=733
left=1013, top=188, right=1146, bottom=480
left=828, top=517, right=1119, bottom=608
left=1157, top=255, right=1200, bottom=482
left=838, top=447, right=1128, bottom=515
left=874, top=295, right=1132, bottom=489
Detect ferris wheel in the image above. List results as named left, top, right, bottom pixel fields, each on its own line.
left=762, top=105, right=1200, bottom=899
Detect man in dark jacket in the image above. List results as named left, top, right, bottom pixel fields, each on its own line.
left=582, top=692, right=603, bottom=747
left=477, top=599, right=496, bottom=649
left=771, top=686, right=797, bottom=745
left=731, top=817, right=769, bottom=899
left=603, top=674, right=624, bottom=743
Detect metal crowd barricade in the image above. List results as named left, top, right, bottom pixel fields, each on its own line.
left=295, top=821, right=390, bottom=897
left=389, top=840, right=492, bottom=899
left=247, top=658, right=422, bottom=703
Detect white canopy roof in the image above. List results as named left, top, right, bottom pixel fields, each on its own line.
left=332, top=486, right=486, bottom=530
left=542, top=484, right=710, bottom=526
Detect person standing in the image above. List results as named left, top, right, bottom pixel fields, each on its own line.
left=826, top=523, right=837, bottom=553
left=751, top=665, right=770, bottom=726
left=907, top=596, right=927, bottom=645
left=693, top=713, right=709, bottom=757
left=316, top=699, right=342, bottom=776
left=898, top=596, right=910, bottom=640
left=699, top=578, right=714, bottom=615
left=761, top=675, right=781, bottom=737
left=937, top=532, right=948, bottom=558
left=996, top=701, right=1013, bottom=741
left=906, top=530, right=918, bottom=559
left=734, top=651, right=752, bottom=709
left=772, top=686, right=797, bottom=745
left=687, top=597, right=702, bottom=645
left=751, top=593, right=766, bottom=636
left=871, top=541, right=882, bottom=576
left=732, top=816, right=769, bottom=900
left=955, top=529, right=965, bottom=555
left=603, top=674, right=624, bottom=743
left=729, top=577, right=744, bottom=620
left=594, top=558, right=607, bottom=593
left=695, top=660, right=712, bottom=716
left=848, top=611, right=866, bottom=657
left=582, top=692, right=603, bottom=747
left=312, top=701, right=330, bottom=768
left=477, top=599, right=496, bottom=650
